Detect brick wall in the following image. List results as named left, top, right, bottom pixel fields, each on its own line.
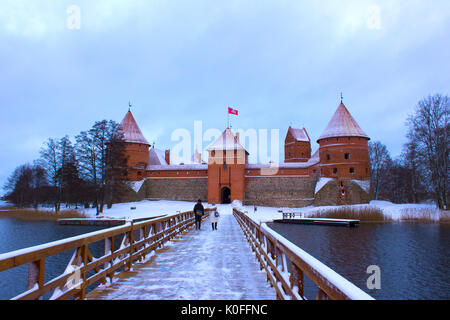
left=314, top=178, right=371, bottom=206
left=143, top=178, right=208, bottom=202
left=244, top=176, right=318, bottom=208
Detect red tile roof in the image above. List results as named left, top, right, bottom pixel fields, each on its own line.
left=288, top=127, right=310, bottom=142
left=317, top=103, right=369, bottom=142
left=119, top=111, right=150, bottom=145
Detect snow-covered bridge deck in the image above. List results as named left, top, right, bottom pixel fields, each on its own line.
left=87, top=205, right=275, bottom=300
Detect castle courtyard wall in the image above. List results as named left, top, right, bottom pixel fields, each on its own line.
left=243, top=175, right=319, bottom=208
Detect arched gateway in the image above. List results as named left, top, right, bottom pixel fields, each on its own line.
left=221, top=187, right=231, bottom=204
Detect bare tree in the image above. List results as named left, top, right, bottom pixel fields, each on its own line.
left=407, top=94, right=449, bottom=209
left=369, top=141, right=391, bottom=200
left=3, top=163, right=48, bottom=208
left=75, top=130, right=100, bottom=214
left=40, top=138, right=60, bottom=212
left=75, top=120, right=126, bottom=215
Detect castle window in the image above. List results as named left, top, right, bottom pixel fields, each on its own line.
left=345, top=153, right=350, bottom=160
left=186, top=171, right=189, bottom=175
left=138, top=171, right=142, bottom=176
left=211, top=150, right=215, bottom=157
left=350, top=168, right=355, bottom=174
left=327, top=154, right=331, bottom=160
left=333, top=168, right=338, bottom=174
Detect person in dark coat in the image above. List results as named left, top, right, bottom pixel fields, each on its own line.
left=193, top=199, right=204, bottom=230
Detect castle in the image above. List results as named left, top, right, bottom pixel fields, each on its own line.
left=118, top=101, right=371, bottom=207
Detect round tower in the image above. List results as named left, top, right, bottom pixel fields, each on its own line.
left=317, top=102, right=370, bottom=180
left=119, top=110, right=150, bottom=181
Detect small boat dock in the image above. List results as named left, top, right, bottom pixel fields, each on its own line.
left=273, top=212, right=359, bottom=227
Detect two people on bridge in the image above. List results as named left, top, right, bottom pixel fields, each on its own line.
left=193, top=199, right=220, bottom=231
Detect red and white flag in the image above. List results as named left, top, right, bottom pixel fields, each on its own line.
left=228, top=107, right=238, bottom=115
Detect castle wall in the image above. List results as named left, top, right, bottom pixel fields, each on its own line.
left=143, top=178, right=208, bottom=202
left=244, top=175, right=318, bottom=208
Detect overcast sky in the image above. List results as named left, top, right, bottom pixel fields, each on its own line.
left=1, top=0, right=449, bottom=192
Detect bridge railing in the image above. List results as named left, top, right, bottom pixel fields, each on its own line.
left=0, top=208, right=214, bottom=300
left=233, top=208, right=374, bottom=300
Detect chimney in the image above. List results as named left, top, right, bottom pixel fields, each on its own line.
left=165, top=149, right=170, bottom=165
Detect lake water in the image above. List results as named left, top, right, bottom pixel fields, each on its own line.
left=266, top=221, right=450, bottom=300
left=0, top=218, right=108, bottom=300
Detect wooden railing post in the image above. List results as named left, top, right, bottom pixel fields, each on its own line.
left=290, top=263, right=304, bottom=299
left=27, top=259, right=45, bottom=296
left=128, top=222, right=134, bottom=271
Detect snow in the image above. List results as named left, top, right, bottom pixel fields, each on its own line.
left=315, top=177, right=334, bottom=194
left=148, top=164, right=208, bottom=171
left=0, top=199, right=12, bottom=207
left=317, top=103, right=369, bottom=141
left=259, top=223, right=374, bottom=300
left=148, top=148, right=168, bottom=165
left=119, top=111, right=150, bottom=145
left=80, top=200, right=209, bottom=220
left=89, top=204, right=275, bottom=300
left=351, top=179, right=371, bottom=193
left=127, top=180, right=145, bottom=193
left=206, top=128, right=247, bottom=152
left=241, top=200, right=442, bottom=223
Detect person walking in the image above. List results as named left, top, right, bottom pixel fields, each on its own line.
left=210, top=207, right=220, bottom=230
left=193, top=199, right=204, bottom=230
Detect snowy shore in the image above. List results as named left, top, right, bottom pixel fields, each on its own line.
left=74, top=199, right=446, bottom=223
left=1, top=199, right=446, bottom=223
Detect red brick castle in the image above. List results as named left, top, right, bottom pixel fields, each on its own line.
left=118, top=102, right=371, bottom=207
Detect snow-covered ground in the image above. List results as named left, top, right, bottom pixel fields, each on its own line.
left=235, top=200, right=443, bottom=223
left=73, top=199, right=443, bottom=223
left=0, top=199, right=12, bottom=207
left=79, top=200, right=214, bottom=220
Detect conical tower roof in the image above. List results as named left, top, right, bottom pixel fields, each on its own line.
left=119, top=111, right=150, bottom=145
left=317, top=103, right=369, bottom=142
left=206, top=128, right=248, bottom=153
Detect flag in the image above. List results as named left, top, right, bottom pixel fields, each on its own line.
left=228, top=107, right=238, bottom=115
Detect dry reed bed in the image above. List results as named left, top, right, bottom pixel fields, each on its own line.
left=306, top=206, right=449, bottom=223
left=399, top=208, right=449, bottom=223
left=306, top=206, right=390, bottom=221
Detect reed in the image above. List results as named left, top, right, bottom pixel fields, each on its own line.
left=0, top=208, right=87, bottom=221
left=399, top=207, right=444, bottom=223
left=306, top=206, right=389, bottom=221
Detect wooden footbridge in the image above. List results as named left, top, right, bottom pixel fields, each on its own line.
left=0, top=205, right=373, bottom=300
